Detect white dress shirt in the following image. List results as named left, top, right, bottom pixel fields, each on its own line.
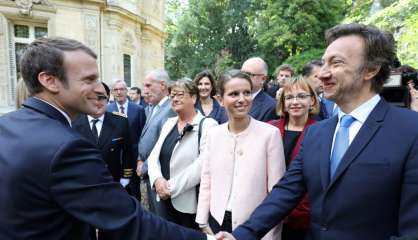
left=116, top=100, right=129, bottom=114
left=331, top=94, right=381, bottom=155
left=87, top=115, right=105, bottom=137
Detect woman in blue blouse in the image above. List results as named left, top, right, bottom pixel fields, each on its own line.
left=194, top=70, right=228, bottom=124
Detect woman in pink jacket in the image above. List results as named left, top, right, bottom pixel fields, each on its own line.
left=196, top=70, right=286, bottom=240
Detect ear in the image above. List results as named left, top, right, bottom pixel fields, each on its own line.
left=219, top=96, right=225, bottom=107
left=191, top=94, right=197, bottom=105
left=364, top=65, right=381, bottom=81
left=38, top=72, right=61, bottom=93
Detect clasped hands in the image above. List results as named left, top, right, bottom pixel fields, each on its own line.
left=154, top=177, right=171, bottom=200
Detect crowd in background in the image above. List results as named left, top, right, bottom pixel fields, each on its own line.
left=7, top=23, right=418, bottom=240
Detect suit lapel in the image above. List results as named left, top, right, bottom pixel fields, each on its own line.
left=98, top=112, right=113, bottom=148
left=319, top=116, right=338, bottom=190
left=250, top=92, right=262, bottom=116
left=327, top=100, right=388, bottom=189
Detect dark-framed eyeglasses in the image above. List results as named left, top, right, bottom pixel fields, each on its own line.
left=284, top=94, right=311, bottom=101
left=170, top=91, right=186, bottom=99
left=243, top=71, right=265, bottom=78
left=97, top=95, right=108, bottom=101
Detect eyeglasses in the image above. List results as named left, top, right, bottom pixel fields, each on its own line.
left=97, top=95, right=108, bottom=101
left=243, top=72, right=265, bottom=77
left=170, top=91, right=186, bottom=99
left=112, top=88, right=126, bottom=92
left=284, top=94, right=311, bottom=101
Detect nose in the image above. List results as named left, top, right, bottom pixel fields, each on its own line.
left=318, top=64, right=331, bottom=81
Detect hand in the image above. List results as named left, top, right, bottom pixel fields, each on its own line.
left=154, top=177, right=171, bottom=200
left=276, top=87, right=283, bottom=100
left=215, top=231, right=236, bottom=240
left=119, top=178, right=130, bottom=188
left=201, top=226, right=214, bottom=235
left=136, top=160, right=144, bottom=177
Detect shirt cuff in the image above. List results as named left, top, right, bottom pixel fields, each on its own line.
left=207, top=235, right=216, bottom=240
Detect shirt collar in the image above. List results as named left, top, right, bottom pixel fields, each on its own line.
left=337, top=94, right=381, bottom=124
left=116, top=100, right=128, bottom=111
left=252, top=89, right=262, bottom=99
left=157, top=96, right=169, bottom=107
left=34, top=97, right=72, bottom=127
left=87, top=114, right=105, bottom=123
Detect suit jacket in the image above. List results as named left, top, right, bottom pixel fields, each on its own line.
left=138, top=98, right=176, bottom=174
left=72, top=112, right=134, bottom=181
left=107, top=101, right=146, bottom=159
left=249, top=91, right=277, bottom=122
left=148, top=112, right=218, bottom=213
left=196, top=118, right=286, bottom=240
left=233, top=99, right=418, bottom=240
left=0, top=97, right=206, bottom=240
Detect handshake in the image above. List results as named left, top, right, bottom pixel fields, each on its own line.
left=202, top=226, right=235, bottom=240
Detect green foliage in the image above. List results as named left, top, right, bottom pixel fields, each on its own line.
left=253, top=0, right=347, bottom=70
left=344, top=0, right=418, bottom=68
left=283, top=48, right=325, bottom=74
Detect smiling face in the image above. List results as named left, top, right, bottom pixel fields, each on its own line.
left=170, top=86, right=196, bottom=114
left=284, top=85, right=314, bottom=120
left=197, top=77, right=213, bottom=100
left=220, top=77, right=252, bottom=120
left=319, top=35, right=371, bottom=107
left=57, top=50, right=99, bottom=119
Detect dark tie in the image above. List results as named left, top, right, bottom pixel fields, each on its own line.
left=91, top=119, right=99, bottom=143
left=120, top=106, right=125, bottom=114
left=330, top=115, right=355, bottom=178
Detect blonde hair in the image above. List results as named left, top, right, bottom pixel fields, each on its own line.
left=15, top=79, right=30, bottom=109
left=276, top=76, right=320, bottom=117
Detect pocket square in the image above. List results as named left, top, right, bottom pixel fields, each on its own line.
left=111, top=137, right=124, bottom=142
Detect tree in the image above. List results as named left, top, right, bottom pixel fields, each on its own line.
left=252, top=0, right=348, bottom=71
left=165, top=0, right=258, bottom=80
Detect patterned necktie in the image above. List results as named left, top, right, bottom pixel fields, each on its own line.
left=120, top=106, right=125, bottom=114
left=91, top=119, right=99, bottom=143
left=330, top=115, right=355, bottom=178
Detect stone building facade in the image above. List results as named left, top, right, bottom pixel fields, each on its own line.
left=0, top=0, right=166, bottom=113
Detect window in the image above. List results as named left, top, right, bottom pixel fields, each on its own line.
left=11, top=23, right=47, bottom=80
left=123, top=54, right=131, bottom=87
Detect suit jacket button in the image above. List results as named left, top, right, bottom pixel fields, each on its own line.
left=110, top=148, right=114, bottom=152
left=320, top=225, right=328, bottom=231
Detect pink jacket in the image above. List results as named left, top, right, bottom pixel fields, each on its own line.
left=196, top=118, right=286, bottom=240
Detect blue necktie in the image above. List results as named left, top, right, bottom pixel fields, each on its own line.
left=330, top=115, right=355, bottom=178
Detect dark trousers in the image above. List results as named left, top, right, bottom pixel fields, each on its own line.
left=208, top=211, right=232, bottom=234
left=155, top=198, right=198, bottom=229
left=282, top=223, right=307, bottom=240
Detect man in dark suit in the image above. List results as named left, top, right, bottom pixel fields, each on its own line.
left=241, top=57, right=277, bottom=122
left=217, top=24, right=418, bottom=240
left=0, top=37, right=210, bottom=240
left=129, top=86, right=148, bottom=108
left=108, top=80, right=146, bottom=159
left=303, top=60, right=337, bottom=120
left=73, top=82, right=134, bottom=187
left=73, top=82, right=135, bottom=239
left=108, top=80, right=146, bottom=200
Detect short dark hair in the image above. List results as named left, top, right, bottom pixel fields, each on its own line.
left=193, top=70, right=217, bottom=97
left=130, top=86, right=141, bottom=95
left=302, top=60, right=323, bottom=77
left=20, top=37, right=97, bottom=95
left=218, top=69, right=253, bottom=97
left=325, top=23, right=395, bottom=93
left=101, top=82, right=110, bottom=97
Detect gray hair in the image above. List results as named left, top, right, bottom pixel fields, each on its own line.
left=111, top=79, right=127, bottom=89
left=244, top=57, right=268, bottom=75
left=148, top=69, right=171, bottom=85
